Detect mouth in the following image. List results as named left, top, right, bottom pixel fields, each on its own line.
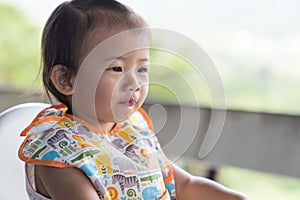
left=128, top=97, right=135, bottom=107
left=120, top=96, right=137, bottom=107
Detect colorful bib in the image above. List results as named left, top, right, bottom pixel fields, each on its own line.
left=18, top=104, right=176, bottom=200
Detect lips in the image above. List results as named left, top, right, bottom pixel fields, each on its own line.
left=118, top=91, right=142, bottom=108
left=128, top=98, right=135, bottom=106
left=119, top=95, right=137, bottom=107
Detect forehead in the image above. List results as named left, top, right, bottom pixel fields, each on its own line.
left=83, top=28, right=150, bottom=60
left=78, top=28, right=150, bottom=71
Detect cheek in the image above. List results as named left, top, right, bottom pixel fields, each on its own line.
left=142, top=85, right=148, bottom=95
left=140, top=85, right=149, bottom=102
left=140, top=74, right=149, bottom=86
left=95, top=79, right=115, bottom=106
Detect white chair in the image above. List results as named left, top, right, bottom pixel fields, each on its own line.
left=0, top=103, right=50, bottom=200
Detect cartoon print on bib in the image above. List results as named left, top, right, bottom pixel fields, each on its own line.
left=18, top=104, right=176, bottom=199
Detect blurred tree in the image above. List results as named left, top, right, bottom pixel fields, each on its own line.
left=0, top=3, right=41, bottom=91
left=149, top=49, right=211, bottom=107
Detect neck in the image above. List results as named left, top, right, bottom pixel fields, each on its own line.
left=71, top=109, right=116, bottom=132
left=98, top=121, right=116, bottom=132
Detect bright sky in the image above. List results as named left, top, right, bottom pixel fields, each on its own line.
left=2, top=0, right=299, bottom=34
left=2, top=0, right=299, bottom=33
left=1, top=0, right=300, bottom=74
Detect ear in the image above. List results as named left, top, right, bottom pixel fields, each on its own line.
left=50, top=65, right=74, bottom=96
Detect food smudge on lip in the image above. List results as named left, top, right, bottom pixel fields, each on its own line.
left=128, top=98, right=134, bottom=106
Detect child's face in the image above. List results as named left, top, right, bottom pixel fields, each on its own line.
left=67, top=29, right=150, bottom=130
left=95, top=48, right=150, bottom=127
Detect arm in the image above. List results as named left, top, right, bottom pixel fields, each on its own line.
left=35, top=165, right=100, bottom=200
left=172, top=164, right=249, bottom=200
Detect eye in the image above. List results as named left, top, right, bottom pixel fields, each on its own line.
left=108, top=66, right=123, bottom=72
left=137, top=66, right=148, bottom=73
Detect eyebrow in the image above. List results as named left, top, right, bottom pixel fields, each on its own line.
left=105, top=56, right=150, bottom=63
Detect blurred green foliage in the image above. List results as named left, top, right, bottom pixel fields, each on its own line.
left=0, top=3, right=41, bottom=91
left=220, top=166, right=300, bottom=200
left=221, top=64, right=300, bottom=114
left=176, top=156, right=300, bottom=200
left=149, top=49, right=211, bottom=107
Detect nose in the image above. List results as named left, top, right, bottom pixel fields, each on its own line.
left=122, top=70, right=141, bottom=92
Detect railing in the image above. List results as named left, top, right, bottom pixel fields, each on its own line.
left=1, top=90, right=300, bottom=178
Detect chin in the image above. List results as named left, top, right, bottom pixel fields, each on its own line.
left=113, top=106, right=139, bottom=122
